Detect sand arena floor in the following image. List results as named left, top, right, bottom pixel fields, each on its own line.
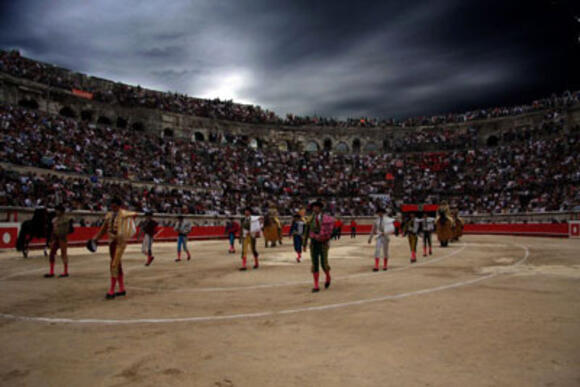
left=0, top=235, right=579, bottom=386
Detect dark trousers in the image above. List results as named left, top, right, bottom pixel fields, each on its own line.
left=310, top=240, right=330, bottom=273
left=293, top=235, right=303, bottom=253
left=422, top=232, right=432, bottom=248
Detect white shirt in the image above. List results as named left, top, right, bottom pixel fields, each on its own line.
left=372, top=216, right=395, bottom=236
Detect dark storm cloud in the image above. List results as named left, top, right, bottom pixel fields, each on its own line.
left=0, top=0, right=578, bottom=119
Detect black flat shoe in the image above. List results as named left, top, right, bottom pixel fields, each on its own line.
left=105, top=293, right=115, bottom=300
left=115, top=291, right=126, bottom=297
left=312, top=288, right=320, bottom=293
left=383, top=267, right=388, bottom=271
left=58, top=273, right=69, bottom=278
left=253, top=265, right=259, bottom=269
left=373, top=268, right=379, bottom=272
left=324, top=281, right=331, bottom=289
left=43, top=273, right=54, bottom=278
left=239, top=267, right=247, bottom=271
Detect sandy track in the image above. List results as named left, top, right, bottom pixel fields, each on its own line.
left=0, top=235, right=579, bottom=386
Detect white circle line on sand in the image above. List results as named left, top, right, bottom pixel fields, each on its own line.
left=132, top=242, right=468, bottom=293
left=0, top=243, right=529, bottom=325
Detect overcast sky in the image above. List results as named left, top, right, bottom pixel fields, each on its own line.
left=1, top=0, right=579, bottom=119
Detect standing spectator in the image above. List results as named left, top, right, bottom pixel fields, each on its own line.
left=332, top=217, right=343, bottom=240
left=350, top=219, right=357, bottom=238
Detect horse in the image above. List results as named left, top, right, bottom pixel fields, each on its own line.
left=435, top=208, right=454, bottom=247
left=451, top=213, right=464, bottom=241
left=263, top=213, right=282, bottom=248
left=16, top=208, right=53, bottom=258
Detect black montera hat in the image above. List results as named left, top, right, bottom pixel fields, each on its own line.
left=311, top=200, right=324, bottom=208
left=86, top=239, right=97, bottom=253
left=110, top=197, right=122, bottom=206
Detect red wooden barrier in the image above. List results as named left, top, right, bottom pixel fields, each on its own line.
left=0, top=222, right=569, bottom=250
left=463, top=223, right=568, bottom=237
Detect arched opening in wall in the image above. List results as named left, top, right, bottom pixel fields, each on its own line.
left=97, top=115, right=112, bottom=126
left=132, top=122, right=145, bottom=132
left=117, top=117, right=128, bottom=129
left=335, top=142, right=349, bottom=153
left=364, top=142, right=379, bottom=152
left=163, top=128, right=174, bottom=137
left=80, top=110, right=93, bottom=122
left=486, top=135, right=499, bottom=147
left=249, top=138, right=258, bottom=149
left=352, top=138, right=361, bottom=153
left=278, top=141, right=289, bottom=152
left=59, top=106, right=76, bottom=118
left=323, top=138, right=332, bottom=151
left=305, top=141, right=320, bottom=152
left=18, top=98, right=39, bottom=109
left=208, top=132, right=219, bottom=143
left=194, top=132, right=205, bottom=142
left=224, top=133, right=235, bottom=144
left=382, top=139, right=390, bottom=151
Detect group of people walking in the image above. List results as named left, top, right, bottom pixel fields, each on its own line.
left=38, top=199, right=449, bottom=299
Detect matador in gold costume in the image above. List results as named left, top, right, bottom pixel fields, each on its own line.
left=92, top=198, right=137, bottom=299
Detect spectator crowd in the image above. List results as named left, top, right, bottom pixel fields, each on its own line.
left=1, top=103, right=578, bottom=216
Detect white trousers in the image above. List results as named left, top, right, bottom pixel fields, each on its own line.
left=374, top=235, right=389, bottom=258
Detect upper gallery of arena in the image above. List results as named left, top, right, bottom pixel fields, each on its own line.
left=1, top=49, right=579, bottom=135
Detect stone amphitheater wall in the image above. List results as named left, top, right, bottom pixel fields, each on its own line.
left=2, top=72, right=579, bottom=154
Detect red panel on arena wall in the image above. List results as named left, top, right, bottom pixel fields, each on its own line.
left=0, top=227, right=18, bottom=249
left=401, top=204, right=439, bottom=212
left=464, top=223, right=568, bottom=237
